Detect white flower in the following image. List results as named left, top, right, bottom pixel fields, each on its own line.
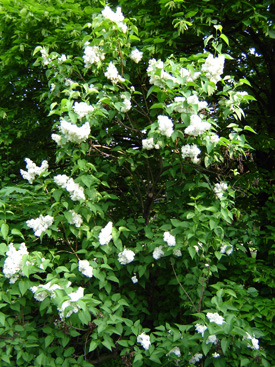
left=121, top=95, right=131, bottom=112
left=180, top=68, right=200, bottom=82
left=189, top=353, right=203, bottom=364
left=50, top=83, right=56, bottom=92
left=158, top=115, right=174, bottom=137
left=212, top=352, right=220, bottom=358
left=195, top=324, right=207, bottom=337
left=185, top=114, right=211, bottom=136
left=220, top=243, right=233, bottom=255
left=78, top=260, right=93, bottom=278
left=30, top=281, right=62, bottom=302
left=206, top=335, right=217, bottom=345
left=99, top=222, right=113, bottom=245
left=73, top=102, right=94, bottom=119
left=131, top=275, right=138, bottom=283
left=58, top=287, right=84, bottom=319
left=137, top=332, right=151, bottom=350
left=173, top=249, right=182, bottom=257
left=206, top=312, right=225, bottom=325
left=202, top=54, right=225, bottom=84
left=65, top=178, right=85, bottom=201
left=226, top=247, right=233, bottom=255
left=130, top=48, right=143, bottom=63
left=20, top=158, right=48, bottom=184
left=51, top=133, right=62, bottom=145
left=58, top=54, right=67, bottom=63
left=40, top=47, right=51, bottom=65
left=102, top=6, right=124, bottom=22
left=68, top=210, right=83, bottom=228
left=142, top=137, right=154, bottom=150
left=167, top=347, right=181, bottom=357
left=104, top=62, right=125, bottom=84
left=153, top=246, right=164, bottom=260
left=60, top=120, right=91, bottom=144
left=3, top=243, right=29, bottom=284
left=83, top=45, right=105, bottom=68
left=243, top=333, right=259, bottom=350
left=181, top=144, right=201, bottom=164
left=118, top=249, right=135, bottom=265
left=26, top=215, right=54, bottom=237
left=214, top=182, right=228, bottom=199
left=209, top=134, right=220, bottom=145
left=163, top=232, right=176, bottom=246
left=54, top=174, right=69, bottom=188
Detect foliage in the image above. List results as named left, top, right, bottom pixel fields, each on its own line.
left=0, top=1, right=274, bottom=367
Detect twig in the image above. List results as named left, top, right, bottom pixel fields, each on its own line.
left=171, top=261, right=198, bottom=312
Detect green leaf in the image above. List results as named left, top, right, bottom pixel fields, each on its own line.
left=1, top=223, right=9, bottom=240
left=89, top=341, right=98, bottom=352
left=220, top=34, right=229, bottom=46
left=64, top=347, right=75, bottom=357
left=244, top=126, right=257, bottom=134
left=0, top=312, right=5, bottom=326
left=221, top=337, right=230, bottom=354
left=45, top=334, right=54, bottom=348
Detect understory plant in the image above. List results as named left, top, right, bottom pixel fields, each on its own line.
left=0, top=5, right=272, bottom=367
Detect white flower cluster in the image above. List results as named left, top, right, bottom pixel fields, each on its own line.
left=118, top=248, right=135, bottom=265
left=3, top=243, right=29, bottom=284
left=73, top=102, right=94, bottom=119
left=153, top=246, right=164, bottom=260
left=163, top=232, right=176, bottom=246
left=40, top=47, right=51, bottom=65
left=180, top=68, right=200, bottom=82
left=189, top=353, right=203, bottom=364
left=78, top=260, right=93, bottom=278
left=209, top=134, right=220, bottom=145
left=58, top=54, right=67, bottom=63
left=243, top=332, right=259, bottom=350
left=20, top=158, right=48, bottom=184
left=194, top=242, right=203, bottom=253
left=167, top=347, right=181, bottom=357
left=206, top=334, right=217, bottom=345
left=105, top=62, right=125, bottom=84
left=142, top=137, right=160, bottom=150
left=99, top=222, right=113, bottom=245
left=220, top=243, right=233, bottom=255
left=120, top=95, right=132, bottom=113
left=202, top=54, right=225, bottom=84
left=26, top=214, right=54, bottom=237
left=129, top=48, right=143, bottom=63
left=54, top=175, right=85, bottom=201
left=185, top=114, right=211, bottom=136
left=131, top=275, right=138, bottom=283
left=195, top=323, right=207, bottom=337
left=147, top=59, right=178, bottom=87
left=181, top=144, right=201, bottom=164
left=137, top=332, right=151, bottom=350
left=212, top=352, right=220, bottom=358
left=68, top=210, right=83, bottom=228
left=102, top=6, right=127, bottom=33
left=30, top=281, right=63, bottom=302
left=83, top=45, right=105, bottom=68
left=206, top=312, right=225, bottom=325
left=58, top=287, right=84, bottom=319
left=214, top=182, right=228, bottom=199
left=173, top=249, right=182, bottom=257
left=158, top=115, right=174, bottom=137
left=168, top=95, right=207, bottom=114
left=60, top=120, right=90, bottom=144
